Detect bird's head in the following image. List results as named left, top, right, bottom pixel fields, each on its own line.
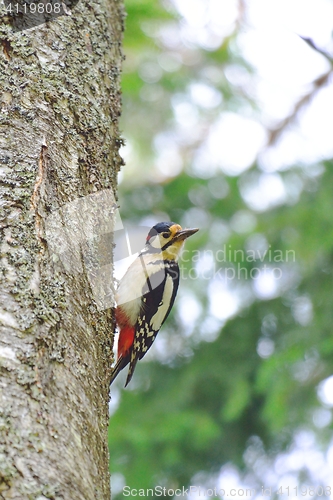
left=145, top=222, right=199, bottom=260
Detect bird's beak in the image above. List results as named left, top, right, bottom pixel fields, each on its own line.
left=173, top=228, right=199, bottom=242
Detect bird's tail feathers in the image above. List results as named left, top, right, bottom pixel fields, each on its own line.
left=125, top=356, right=139, bottom=387
left=110, top=355, right=129, bottom=386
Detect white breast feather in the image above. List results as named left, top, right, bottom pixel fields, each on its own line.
left=150, top=274, right=174, bottom=331
left=116, top=253, right=165, bottom=325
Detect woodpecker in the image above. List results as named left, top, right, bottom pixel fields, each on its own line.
left=110, top=222, right=199, bottom=387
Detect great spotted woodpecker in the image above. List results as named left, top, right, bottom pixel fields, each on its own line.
left=110, top=222, right=199, bottom=387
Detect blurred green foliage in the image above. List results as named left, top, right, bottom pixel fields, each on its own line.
left=109, top=0, right=333, bottom=496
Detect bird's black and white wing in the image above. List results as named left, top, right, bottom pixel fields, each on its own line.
left=125, top=261, right=179, bottom=386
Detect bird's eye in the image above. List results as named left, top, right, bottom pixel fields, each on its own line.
left=162, top=232, right=170, bottom=239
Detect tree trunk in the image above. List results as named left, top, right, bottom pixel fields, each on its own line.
left=0, top=1, right=123, bottom=498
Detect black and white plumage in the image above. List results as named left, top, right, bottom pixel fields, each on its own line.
left=111, top=222, right=198, bottom=387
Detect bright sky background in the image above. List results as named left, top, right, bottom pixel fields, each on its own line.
left=171, top=0, right=333, bottom=177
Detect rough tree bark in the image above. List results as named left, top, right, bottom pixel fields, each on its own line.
left=0, top=0, right=124, bottom=498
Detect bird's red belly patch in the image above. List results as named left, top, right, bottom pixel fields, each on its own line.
left=117, top=326, right=135, bottom=359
